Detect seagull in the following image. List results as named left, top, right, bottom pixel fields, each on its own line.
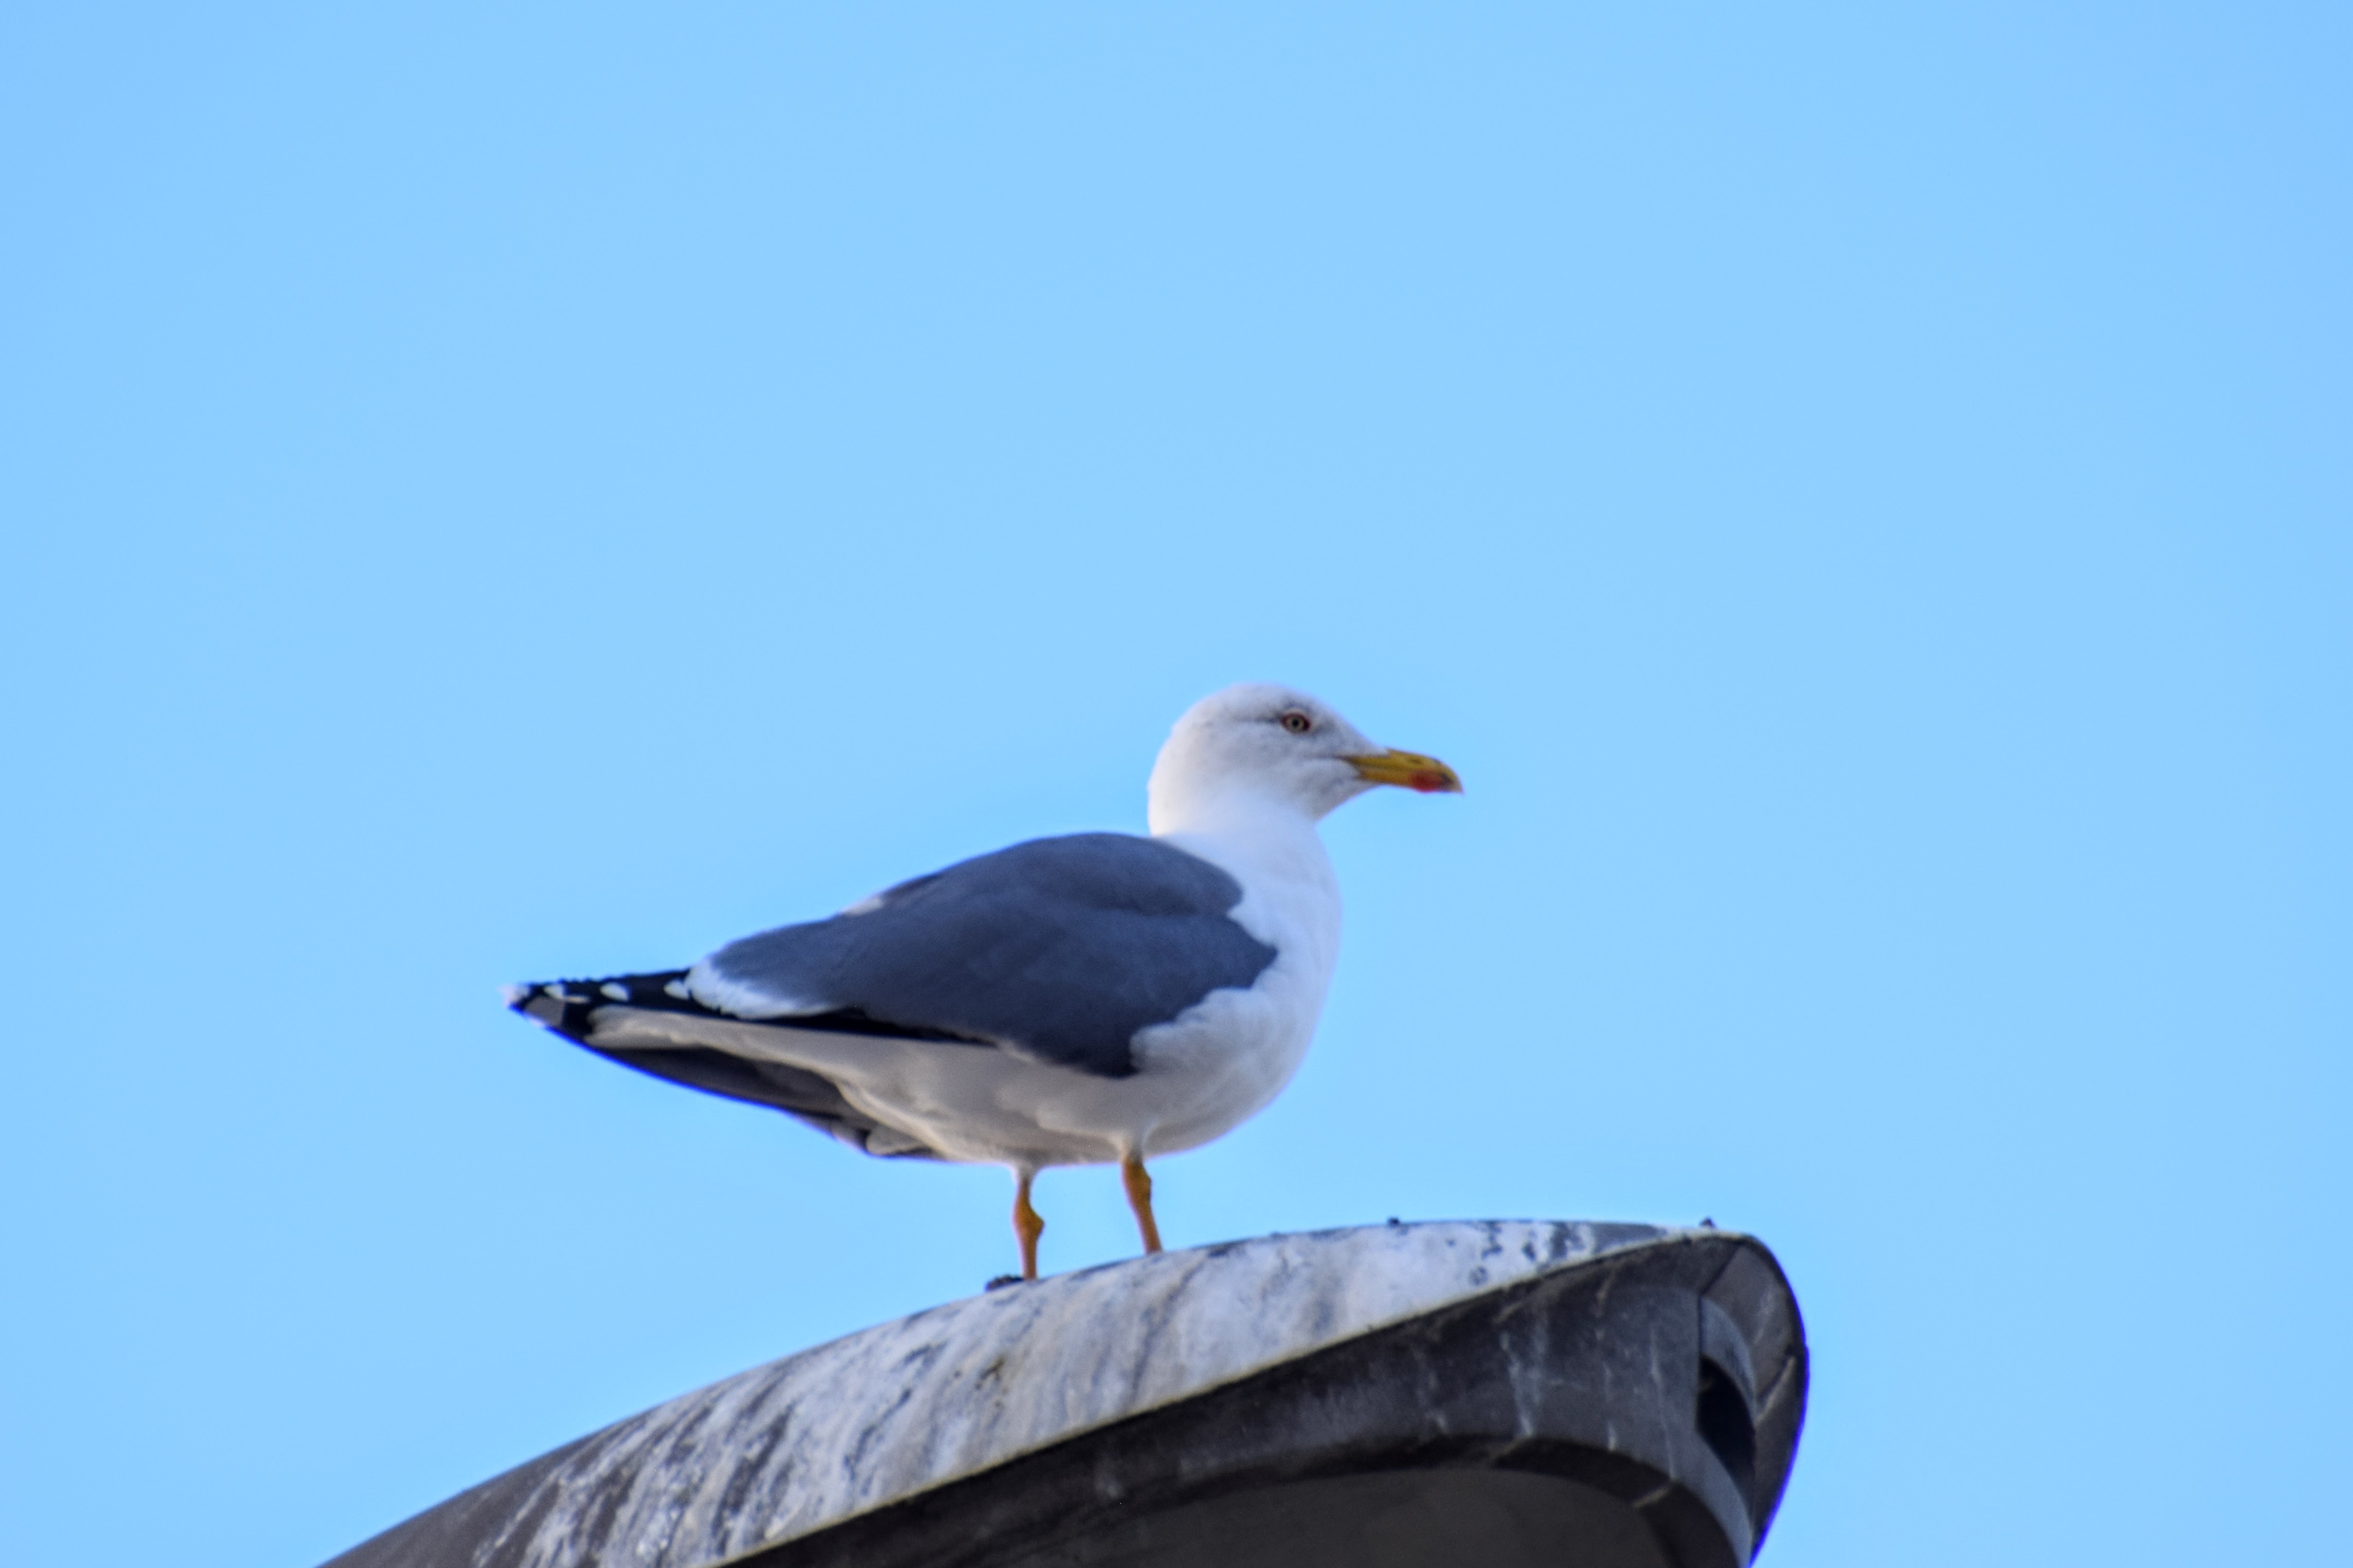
left=508, top=684, right=1460, bottom=1281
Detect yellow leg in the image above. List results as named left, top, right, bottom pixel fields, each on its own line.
left=1013, top=1172, right=1045, bottom=1281
left=1121, top=1153, right=1163, bottom=1254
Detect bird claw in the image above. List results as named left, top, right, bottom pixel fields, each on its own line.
left=983, top=1274, right=1024, bottom=1292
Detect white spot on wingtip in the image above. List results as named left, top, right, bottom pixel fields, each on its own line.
left=600, top=982, right=631, bottom=1002
left=839, top=893, right=886, bottom=917
left=500, top=984, right=530, bottom=1007
left=664, top=979, right=691, bottom=1000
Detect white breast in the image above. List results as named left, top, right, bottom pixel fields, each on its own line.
left=1125, top=814, right=1343, bottom=1156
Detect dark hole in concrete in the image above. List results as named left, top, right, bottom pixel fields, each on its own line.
left=1695, top=1357, right=1755, bottom=1512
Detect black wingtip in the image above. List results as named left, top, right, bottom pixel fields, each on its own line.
left=504, top=971, right=694, bottom=1043
left=504, top=969, right=955, bottom=1162
left=504, top=981, right=593, bottom=1041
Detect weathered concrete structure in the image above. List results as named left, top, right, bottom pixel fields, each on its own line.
left=328, top=1220, right=1805, bottom=1567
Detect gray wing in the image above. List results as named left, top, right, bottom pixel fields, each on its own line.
left=689, top=833, right=1278, bottom=1078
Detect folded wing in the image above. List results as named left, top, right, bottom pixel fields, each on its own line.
left=685, top=832, right=1278, bottom=1078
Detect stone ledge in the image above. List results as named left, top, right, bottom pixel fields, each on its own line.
left=327, top=1220, right=1806, bottom=1568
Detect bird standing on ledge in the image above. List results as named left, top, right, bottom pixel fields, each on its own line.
left=509, top=683, right=1461, bottom=1282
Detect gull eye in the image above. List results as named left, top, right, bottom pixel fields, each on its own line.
left=1278, top=710, right=1313, bottom=735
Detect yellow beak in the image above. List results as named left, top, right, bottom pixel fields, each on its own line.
left=1345, top=748, right=1464, bottom=795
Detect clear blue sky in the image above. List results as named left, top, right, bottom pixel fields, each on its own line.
left=3, top=6, right=2345, bottom=1564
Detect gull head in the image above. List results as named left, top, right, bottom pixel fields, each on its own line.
left=1147, top=683, right=1462, bottom=835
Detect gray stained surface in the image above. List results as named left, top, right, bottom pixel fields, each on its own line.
left=324, top=1221, right=1807, bottom=1568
